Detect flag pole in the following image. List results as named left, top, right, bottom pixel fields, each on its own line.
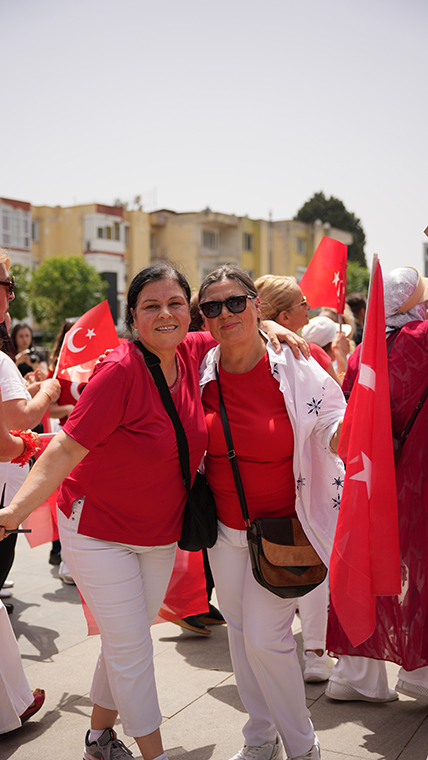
left=359, top=253, right=379, bottom=362
left=52, top=333, right=67, bottom=380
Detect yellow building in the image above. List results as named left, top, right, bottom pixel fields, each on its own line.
left=30, top=202, right=151, bottom=323
left=0, top=196, right=353, bottom=324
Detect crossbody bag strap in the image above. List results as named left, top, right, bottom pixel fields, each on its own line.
left=133, top=339, right=191, bottom=494
left=397, top=381, right=428, bottom=450
left=386, top=329, right=428, bottom=456
left=215, top=366, right=250, bottom=526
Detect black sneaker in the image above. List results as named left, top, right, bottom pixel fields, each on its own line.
left=49, top=549, right=61, bottom=566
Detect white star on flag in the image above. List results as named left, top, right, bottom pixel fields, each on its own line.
left=349, top=451, right=372, bottom=499
left=332, top=271, right=340, bottom=287
left=86, top=329, right=96, bottom=339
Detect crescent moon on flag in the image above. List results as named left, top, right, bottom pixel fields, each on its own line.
left=67, top=328, right=85, bottom=353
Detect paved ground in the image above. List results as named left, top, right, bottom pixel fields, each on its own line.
left=1, top=536, right=428, bottom=760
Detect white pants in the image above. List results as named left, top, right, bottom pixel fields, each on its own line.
left=208, top=522, right=314, bottom=759
left=58, top=501, right=176, bottom=737
left=298, top=577, right=329, bottom=652
left=0, top=601, right=33, bottom=734
left=330, top=655, right=428, bottom=697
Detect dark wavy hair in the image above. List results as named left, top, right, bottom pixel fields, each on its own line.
left=125, top=263, right=191, bottom=333
left=198, top=264, right=258, bottom=303
left=11, top=322, right=33, bottom=352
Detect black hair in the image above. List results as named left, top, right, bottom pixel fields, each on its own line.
left=125, top=263, right=191, bottom=333
left=198, top=264, right=257, bottom=303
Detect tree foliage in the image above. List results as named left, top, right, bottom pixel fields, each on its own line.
left=29, top=256, right=108, bottom=334
left=9, top=264, right=32, bottom=321
left=295, top=191, right=367, bottom=267
left=346, top=260, right=370, bottom=296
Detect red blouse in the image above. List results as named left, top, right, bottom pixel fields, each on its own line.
left=202, top=352, right=296, bottom=529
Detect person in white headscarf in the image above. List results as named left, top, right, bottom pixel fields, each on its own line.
left=326, top=266, right=428, bottom=703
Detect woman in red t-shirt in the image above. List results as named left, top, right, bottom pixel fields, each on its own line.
left=0, top=264, right=215, bottom=760
left=198, top=266, right=345, bottom=760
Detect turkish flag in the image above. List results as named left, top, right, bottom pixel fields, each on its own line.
left=299, top=236, right=348, bottom=313
left=55, top=301, right=120, bottom=383
left=329, top=258, right=401, bottom=647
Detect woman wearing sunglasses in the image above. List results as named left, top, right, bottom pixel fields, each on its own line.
left=0, top=261, right=307, bottom=760
left=198, top=266, right=346, bottom=760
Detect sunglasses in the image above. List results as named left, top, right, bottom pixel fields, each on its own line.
left=0, top=277, right=15, bottom=296
left=199, top=294, right=253, bottom=319
left=287, top=296, right=308, bottom=311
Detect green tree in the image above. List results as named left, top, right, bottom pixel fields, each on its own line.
left=346, top=260, right=370, bottom=296
left=295, top=191, right=367, bottom=267
left=9, top=264, right=32, bottom=321
left=29, top=256, right=108, bottom=334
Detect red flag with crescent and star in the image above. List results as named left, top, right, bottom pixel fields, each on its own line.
left=298, top=236, right=348, bottom=314
left=55, top=300, right=120, bottom=383
left=329, top=257, right=401, bottom=648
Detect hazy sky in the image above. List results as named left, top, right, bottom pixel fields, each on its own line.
left=1, top=0, right=427, bottom=274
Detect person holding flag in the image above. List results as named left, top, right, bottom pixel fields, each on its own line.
left=326, top=264, right=428, bottom=702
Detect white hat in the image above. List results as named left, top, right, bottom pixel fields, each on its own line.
left=301, top=316, right=352, bottom=347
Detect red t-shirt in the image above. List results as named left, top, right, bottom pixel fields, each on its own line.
left=202, top=353, right=296, bottom=529
left=308, top=343, right=331, bottom=371
left=58, top=333, right=215, bottom=546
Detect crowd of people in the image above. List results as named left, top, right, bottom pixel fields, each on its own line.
left=0, top=248, right=427, bottom=760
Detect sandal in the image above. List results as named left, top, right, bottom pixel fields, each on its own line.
left=20, top=688, right=45, bottom=723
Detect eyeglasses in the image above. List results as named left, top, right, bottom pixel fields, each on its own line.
left=0, top=277, right=15, bottom=297
left=199, top=294, right=253, bottom=319
left=287, top=296, right=308, bottom=311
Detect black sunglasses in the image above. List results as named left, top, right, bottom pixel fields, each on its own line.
left=199, top=294, right=253, bottom=319
left=0, top=276, right=15, bottom=296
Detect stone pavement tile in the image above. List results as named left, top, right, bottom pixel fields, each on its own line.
left=154, top=622, right=234, bottom=717
left=399, top=712, right=428, bottom=760
left=311, top=693, right=428, bottom=760
left=159, top=675, right=246, bottom=760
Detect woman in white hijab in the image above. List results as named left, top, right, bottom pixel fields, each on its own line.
left=326, top=266, right=428, bottom=702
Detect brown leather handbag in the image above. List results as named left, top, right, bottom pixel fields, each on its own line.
left=216, top=368, right=327, bottom=599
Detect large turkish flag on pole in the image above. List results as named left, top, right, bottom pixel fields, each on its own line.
left=299, top=236, right=348, bottom=314
left=329, top=256, right=401, bottom=647
left=54, top=300, right=120, bottom=383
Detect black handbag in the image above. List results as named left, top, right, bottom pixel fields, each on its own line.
left=134, top=340, right=217, bottom=552
left=216, top=367, right=327, bottom=598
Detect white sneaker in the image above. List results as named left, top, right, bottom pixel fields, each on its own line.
left=59, top=560, right=75, bottom=585
left=325, top=680, right=398, bottom=702
left=0, top=588, right=12, bottom=598
left=229, top=735, right=283, bottom=760
left=303, top=651, right=334, bottom=683
left=2, top=580, right=14, bottom=588
left=290, top=735, right=321, bottom=760
left=396, top=679, right=428, bottom=700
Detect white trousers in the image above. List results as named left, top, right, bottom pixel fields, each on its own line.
left=0, top=601, right=33, bottom=734
left=330, top=655, right=428, bottom=697
left=58, top=501, right=176, bottom=737
left=298, top=576, right=329, bottom=652
left=208, top=522, right=314, bottom=759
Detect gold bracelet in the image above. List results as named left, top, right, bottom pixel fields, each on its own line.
left=337, top=371, right=346, bottom=379
left=40, top=389, right=52, bottom=401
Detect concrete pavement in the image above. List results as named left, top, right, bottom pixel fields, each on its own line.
left=1, top=535, right=428, bottom=760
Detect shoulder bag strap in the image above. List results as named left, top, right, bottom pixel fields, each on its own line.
left=397, top=382, right=428, bottom=452
left=215, top=366, right=250, bottom=526
left=386, top=329, right=428, bottom=457
left=133, top=339, right=191, bottom=494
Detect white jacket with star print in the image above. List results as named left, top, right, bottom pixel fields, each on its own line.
left=198, top=341, right=347, bottom=567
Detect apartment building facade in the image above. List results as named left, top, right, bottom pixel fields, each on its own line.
left=1, top=196, right=352, bottom=324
